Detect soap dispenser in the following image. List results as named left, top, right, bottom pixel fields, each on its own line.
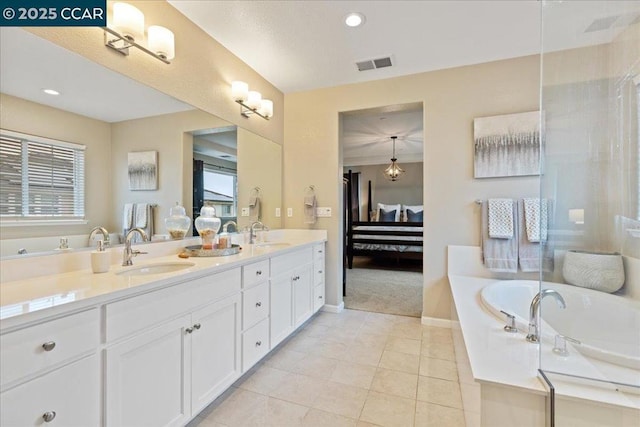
left=91, top=240, right=110, bottom=273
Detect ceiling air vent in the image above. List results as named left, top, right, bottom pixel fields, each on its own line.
left=356, top=56, right=393, bottom=72
left=584, top=15, right=620, bottom=32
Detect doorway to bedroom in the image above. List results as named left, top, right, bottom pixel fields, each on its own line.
left=341, top=103, right=424, bottom=318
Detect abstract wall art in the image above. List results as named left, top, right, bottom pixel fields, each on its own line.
left=128, top=151, right=158, bottom=190
left=473, top=111, right=541, bottom=178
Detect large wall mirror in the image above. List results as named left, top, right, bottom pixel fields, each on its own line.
left=0, top=28, right=282, bottom=258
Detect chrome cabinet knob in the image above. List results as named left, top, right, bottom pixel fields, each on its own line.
left=318, top=270, right=322, bottom=274
left=42, top=341, right=56, bottom=352
left=185, top=327, right=194, bottom=334
left=256, top=270, right=262, bottom=276
left=318, top=295, right=323, bottom=299
left=42, top=411, right=56, bottom=422
left=193, top=323, right=201, bottom=330
left=255, top=302, right=262, bottom=307
left=255, top=340, right=262, bottom=347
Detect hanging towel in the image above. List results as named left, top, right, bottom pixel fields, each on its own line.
left=123, top=203, right=134, bottom=236
left=135, top=203, right=149, bottom=228
left=523, top=198, right=548, bottom=243
left=518, top=199, right=553, bottom=272
left=481, top=200, right=518, bottom=273
left=304, top=195, right=317, bottom=224
left=249, top=195, right=261, bottom=222
left=488, top=198, right=515, bottom=239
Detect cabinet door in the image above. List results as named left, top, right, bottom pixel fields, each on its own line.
left=1, top=355, right=99, bottom=427
left=105, top=315, right=191, bottom=427
left=293, top=265, right=313, bottom=328
left=191, top=294, right=241, bottom=415
left=270, top=273, right=293, bottom=348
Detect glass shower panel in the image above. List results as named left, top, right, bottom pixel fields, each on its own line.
left=540, top=0, right=640, bottom=398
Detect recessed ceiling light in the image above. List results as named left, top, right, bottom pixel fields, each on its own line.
left=345, top=12, right=365, bottom=28
left=42, top=89, right=60, bottom=96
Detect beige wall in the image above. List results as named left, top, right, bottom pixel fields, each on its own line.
left=346, top=163, right=424, bottom=221
left=284, top=56, right=540, bottom=319
left=236, top=128, right=283, bottom=230
left=0, top=93, right=112, bottom=239
left=25, top=0, right=284, bottom=145
left=111, top=109, right=231, bottom=235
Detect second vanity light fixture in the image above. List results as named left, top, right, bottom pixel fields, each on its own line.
left=105, top=2, right=175, bottom=64
left=231, top=81, right=273, bottom=120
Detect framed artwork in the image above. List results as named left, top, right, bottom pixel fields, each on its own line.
left=473, top=111, right=541, bottom=178
left=128, top=151, right=158, bottom=190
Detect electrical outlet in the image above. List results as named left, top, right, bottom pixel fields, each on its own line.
left=316, top=207, right=332, bottom=217
left=241, top=207, right=250, bottom=217
left=287, top=208, right=293, bottom=217
left=275, top=208, right=281, bottom=217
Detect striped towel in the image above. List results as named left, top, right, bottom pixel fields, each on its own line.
left=523, top=198, right=548, bottom=243
left=488, top=199, right=514, bottom=239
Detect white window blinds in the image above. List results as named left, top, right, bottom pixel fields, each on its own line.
left=0, top=130, right=85, bottom=219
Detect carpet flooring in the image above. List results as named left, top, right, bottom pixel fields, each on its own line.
left=344, top=257, right=423, bottom=318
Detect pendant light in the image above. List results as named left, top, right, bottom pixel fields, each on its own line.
left=383, top=136, right=404, bottom=181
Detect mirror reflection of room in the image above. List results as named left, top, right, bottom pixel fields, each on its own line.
left=342, top=103, right=424, bottom=317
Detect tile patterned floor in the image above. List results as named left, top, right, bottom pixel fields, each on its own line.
left=189, top=309, right=480, bottom=427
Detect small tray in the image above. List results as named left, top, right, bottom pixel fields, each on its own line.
left=182, top=244, right=241, bottom=257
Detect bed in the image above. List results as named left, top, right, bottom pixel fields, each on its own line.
left=344, top=172, right=423, bottom=269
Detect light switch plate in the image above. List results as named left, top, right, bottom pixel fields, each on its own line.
left=287, top=208, right=293, bottom=217
left=275, top=208, right=281, bottom=217
left=316, top=207, right=332, bottom=217
left=241, top=207, right=250, bottom=217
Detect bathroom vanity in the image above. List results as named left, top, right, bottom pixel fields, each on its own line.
left=0, top=230, right=326, bottom=426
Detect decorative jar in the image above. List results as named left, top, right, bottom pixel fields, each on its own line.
left=195, top=205, right=221, bottom=249
left=165, top=202, right=191, bottom=239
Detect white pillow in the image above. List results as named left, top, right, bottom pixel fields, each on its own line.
left=376, top=203, right=401, bottom=222
left=403, top=205, right=423, bottom=222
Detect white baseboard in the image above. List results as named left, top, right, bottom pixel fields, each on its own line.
left=321, top=302, right=344, bottom=313
left=421, top=316, right=455, bottom=328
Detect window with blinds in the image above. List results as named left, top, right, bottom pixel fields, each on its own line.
left=0, top=130, right=85, bottom=220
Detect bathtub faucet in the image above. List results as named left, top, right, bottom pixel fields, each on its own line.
left=526, top=289, right=566, bottom=343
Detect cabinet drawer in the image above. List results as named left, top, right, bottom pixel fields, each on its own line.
left=313, top=263, right=325, bottom=286
left=106, top=268, right=241, bottom=342
left=314, top=284, right=325, bottom=312
left=242, top=318, right=269, bottom=372
left=243, top=260, right=269, bottom=289
left=1, top=309, right=99, bottom=387
left=1, top=354, right=100, bottom=427
left=271, top=248, right=312, bottom=277
left=242, top=282, right=270, bottom=330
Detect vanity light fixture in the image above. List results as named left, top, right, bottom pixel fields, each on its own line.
left=42, top=89, right=60, bottom=96
left=104, top=2, right=175, bottom=64
left=383, top=136, right=404, bottom=181
left=345, top=12, right=365, bottom=27
left=231, top=81, right=273, bottom=120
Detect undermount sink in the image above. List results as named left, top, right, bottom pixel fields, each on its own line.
left=253, top=242, right=290, bottom=249
left=116, top=262, right=196, bottom=277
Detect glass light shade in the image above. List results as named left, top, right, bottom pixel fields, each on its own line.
left=259, top=99, right=273, bottom=118
left=231, top=81, right=249, bottom=102
left=165, top=202, right=191, bottom=239
left=247, top=91, right=262, bottom=110
left=384, top=160, right=404, bottom=181
left=148, top=25, right=175, bottom=60
left=113, top=2, right=145, bottom=41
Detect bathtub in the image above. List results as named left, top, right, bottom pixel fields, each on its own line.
left=480, top=280, right=640, bottom=370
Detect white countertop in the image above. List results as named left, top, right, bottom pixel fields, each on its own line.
left=448, top=274, right=640, bottom=410
left=0, top=229, right=326, bottom=330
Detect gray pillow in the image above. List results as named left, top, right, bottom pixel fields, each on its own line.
left=407, top=209, right=423, bottom=222
left=379, top=209, right=396, bottom=222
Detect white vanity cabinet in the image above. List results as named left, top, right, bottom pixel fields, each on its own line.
left=0, top=308, right=100, bottom=427
left=104, top=268, right=242, bottom=427
left=270, top=248, right=314, bottom=347
left=312, top=243, right=326, bottom=312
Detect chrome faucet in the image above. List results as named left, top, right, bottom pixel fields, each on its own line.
left=222, top=220, right=238, bottom=233
left=89, top=226, right=110, bottom=248
left=122, top=228, right=148, bottom=266
left=526, top=289, right=566, bottom=343
left=249, top=221, right=265, bottom=244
